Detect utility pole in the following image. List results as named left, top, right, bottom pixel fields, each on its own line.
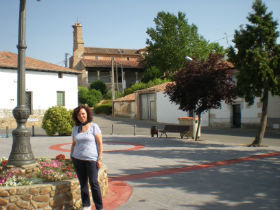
left=118, top=49, right=124, bottom=93
left=116, top=62, right=119, bottom=93
left=111, top=57, right=115, bottom=100
left=65, top=53, right=69, bottom=67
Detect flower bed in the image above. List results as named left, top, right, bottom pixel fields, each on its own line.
left=0, top=155, right=108, bottom=210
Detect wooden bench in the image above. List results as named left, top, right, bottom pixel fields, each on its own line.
left=159, top=125, right=191, bottom=138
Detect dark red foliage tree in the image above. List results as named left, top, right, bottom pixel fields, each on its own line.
left=166, top=53, right=236, bottom=140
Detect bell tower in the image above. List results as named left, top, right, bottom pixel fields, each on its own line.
left=72, top=22, right=84, bottom=68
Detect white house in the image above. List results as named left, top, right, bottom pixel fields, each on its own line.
left=113, top=82, right=280, bottom=130
left=0, top=51, right=81, bottom=129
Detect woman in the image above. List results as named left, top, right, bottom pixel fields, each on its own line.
left=71, top=105, right=103, bottom=210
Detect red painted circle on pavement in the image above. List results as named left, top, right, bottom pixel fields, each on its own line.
left=96, top=180, right=132, bottom=210
left=49, top=141, right=144, bottom=153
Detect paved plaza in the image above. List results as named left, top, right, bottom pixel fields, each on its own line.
left=1, top=115, right=280, bottom=210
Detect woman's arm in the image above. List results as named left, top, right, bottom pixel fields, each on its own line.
left=70, top=137, right=76, bottom=158
left=95, top=133, right=103, bottom=168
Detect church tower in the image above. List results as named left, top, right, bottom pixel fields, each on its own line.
left=72, top=22, right=84, bottom=69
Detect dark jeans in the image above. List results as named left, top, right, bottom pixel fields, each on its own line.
left=71, top=157, right=103, bottom=210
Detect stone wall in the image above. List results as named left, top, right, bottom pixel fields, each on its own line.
left=0, top=165, right=108, bottom=210
left=0, top=109, right=44, bottom=130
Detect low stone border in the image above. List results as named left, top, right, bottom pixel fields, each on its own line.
left=0, top=165, right=108, bottom=210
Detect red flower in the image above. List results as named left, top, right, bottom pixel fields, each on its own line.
left=1, top=160, right=8, bottom=166
left=66, top=165, right=71, bottom=171
left=55, top=154, right=66, bottom=161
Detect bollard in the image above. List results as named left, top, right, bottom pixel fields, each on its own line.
left=32, top=125, right=35, bottom=136
left=134, top=124, right=136, bottom=136
left=112, top=124, right=114, bottom=135
left=6, top=126, right=9, bottom=138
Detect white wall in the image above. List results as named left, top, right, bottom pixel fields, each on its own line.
left=0, top=68, right=17, bottom=109
left=268, top=94, right=280, bottom=118
left=0, top=68, right=78, bottom=111
left=209, top=98, right=261, bottom=127
left=156, top=92, right=209, bottom=126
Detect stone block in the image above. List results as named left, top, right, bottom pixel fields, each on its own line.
left=30, top=200, right=37, bottom=209
left=21, top=194, right=32, bottom=201
left=15, top=200, right=29, bottom=209
left=37, top=202, right=49, bottom=208
left=0, top=190, right=9, bottom=197
left=16, top=188, right=26, bottom=195
left=33, top=195, right=49, bottom=202
left=9, top=196, right=18, bottom=203
left=29, top=187, right=39, bottom=195
left=0, top=197, right=8, bottom=205
left=8, top=189, right=16, bottom=195
left=7, top=204, right=20, bottom=210
left=40, top=186, right=52, bottom=195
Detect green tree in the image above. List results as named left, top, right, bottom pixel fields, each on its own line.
left=78, top=86, right=102, bottom=107
left=145, top=11, right=224, bottom=78
left=90, top=80, right=107, bottom=95
left=142, top=66, right=161, bottom=82
left=228, top=0, right=280, bottom=146
left=166, top=54, right=236, bottom=140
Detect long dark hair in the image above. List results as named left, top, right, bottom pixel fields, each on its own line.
left=72, top=105, right=93, bottom=126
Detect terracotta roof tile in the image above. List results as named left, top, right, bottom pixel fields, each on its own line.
left=0, top=51, right=81, bottom=74
left=114, top=93, right=135, bottom=102
left=84, top=47, right=143, bottom=56
left=136, top=82, right=174, bottom=93
left=114, top=82, right=174, bottom=102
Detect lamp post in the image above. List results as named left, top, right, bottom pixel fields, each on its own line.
left=185, top=56, right=196, bottom=139
left=8, top=0, right=35, bottom=166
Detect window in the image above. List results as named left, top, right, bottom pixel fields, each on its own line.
left=57, top=91, right=65, bottom=106
left=127, top=56, right=130, bottom=61
left=58, top=72, right=63, bottom=78
left=95, top=56, right=98, bottom=60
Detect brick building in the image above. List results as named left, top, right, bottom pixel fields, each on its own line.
left=70, top=22, right=145, bottom=91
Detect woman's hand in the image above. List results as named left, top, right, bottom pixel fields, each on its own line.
left=97, top=160, right=102, bottom=169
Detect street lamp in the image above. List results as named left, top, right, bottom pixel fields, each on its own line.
left=8, top=0, right=35, bottom=166
left=185, top=55, right=196, bottom=139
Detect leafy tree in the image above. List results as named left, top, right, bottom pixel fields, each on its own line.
left=142, top=66, right=161, bottom=82
left=166, top=54, right=236, bottom=140
left=228, top=0, right=280, bottom=146
left=78, top=86, right=102, bottom=107
left=90, top=80, right=107, bottom=95
left=145, top=11, right=224, bottom=78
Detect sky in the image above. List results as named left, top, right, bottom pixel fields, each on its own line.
left=1, top=0, right=280, bottom=66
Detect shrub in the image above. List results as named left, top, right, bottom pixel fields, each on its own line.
left=104, top=90, right=123, bottom=100
left=78, top=86, right=89, bottom=104
left=124, top=82, right=149, bottom=95
left=90, top=80, right=107, bottom=95
left=87, top=89, right=102, bottom=107
left=147, top=78, right=170, bottom=86
left=94, top=103, right=112, bottom=115
left=42, top=106, right=73, bottom=136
